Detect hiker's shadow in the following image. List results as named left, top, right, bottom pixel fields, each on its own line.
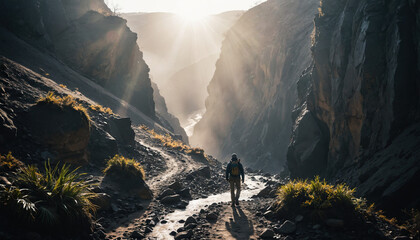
left=225, top=207, right=254, bottom=240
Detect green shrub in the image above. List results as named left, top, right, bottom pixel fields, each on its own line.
left=104, top=155, right=145, bottom=181
left=0, top=161, right=96, bottom=234
left=275, top=176, right=357, bottom=220
left=0, top=152, right=23, bottom=172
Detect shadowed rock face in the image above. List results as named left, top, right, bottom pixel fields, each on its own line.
left=288, top=0, right=420, bottom=214
left=25, top=102, right=91, bottom=165
left=0, top=0, right=155, bottom=117
left=192, top=0, right=319, bottom=172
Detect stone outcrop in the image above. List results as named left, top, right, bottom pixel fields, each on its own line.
left=25, top=100, right=91, bottom=165
left=287, top=0, right=420, bottom=214
left=192, top=0, right=319, bottom=172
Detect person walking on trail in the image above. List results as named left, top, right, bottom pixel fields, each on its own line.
left=226, top=153, right=244, bottom=206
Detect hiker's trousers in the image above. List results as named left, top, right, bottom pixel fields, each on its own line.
left=229, top=177, right=241, bottom=202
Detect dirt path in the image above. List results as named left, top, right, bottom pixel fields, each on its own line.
left=105, top=130, right=205, bottom=239
left=138, top=139, right=197, bottom=192
left=209, top=203, right=261, bottom=240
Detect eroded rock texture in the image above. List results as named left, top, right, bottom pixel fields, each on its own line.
left=288, top=0, right=420, bottom=213
left=0, top=0, right=154, bottom=117
left=192, top=0, right=319, bottom=172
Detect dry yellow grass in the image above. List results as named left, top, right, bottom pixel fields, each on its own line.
left=140, top=125, right=208, bottom=161
left=38, top=92, right=90, bottom=120
left=89, top=104, right=114, bottom=115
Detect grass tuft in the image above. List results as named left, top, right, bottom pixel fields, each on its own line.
left=141, top=125, right=208, bottom=161
left=89, top=104, right=114, bottom=115
left=0, top=152, right=24, bottom=172
left=0, top=161, right=96, bottom=234
left=275, top=176, right=357, bottom=220
left=104, top=155, right=145, bottom=181
left=37, top=92, right=90, bottom=121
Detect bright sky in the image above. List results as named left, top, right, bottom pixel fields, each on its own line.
left=106, top=0, right=267, bottom=15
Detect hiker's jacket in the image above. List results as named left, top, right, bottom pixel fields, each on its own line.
left=226, top=161, right=244, bottom=181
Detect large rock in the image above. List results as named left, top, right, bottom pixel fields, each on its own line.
left=278, top=220, right=296, bottom=234
left=88, top=125, right=118, bottom=165
left=106, top=117, right=135, bottom=145
left=161, top=194, right=181, bottom=205
left=90, top=193, right=111, bottom=211
left=189, top=166, right=211, bottom=179
left=0, top=109, right=16, bottom=145
left=25, top=101, right=90, bottom=165
left=158, top=189, right=176, bottom=200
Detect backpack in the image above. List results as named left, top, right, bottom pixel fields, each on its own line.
left=231, top=161, right=240, bottom=176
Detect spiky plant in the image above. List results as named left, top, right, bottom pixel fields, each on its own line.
left=0, top=161, right=96, bottom=234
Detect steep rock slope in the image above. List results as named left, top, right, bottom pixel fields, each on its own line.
left=287, top=0, right=420, bottom=213
left=0, top=0, right=186, bottom=139
left=192, top=0, right=319, bottom=171
left=0, top=0, right=154, bottom=116
left=152, top=82, right=189, bottom=143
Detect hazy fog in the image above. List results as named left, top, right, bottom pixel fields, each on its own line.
left=123, top=11, right=242, bottom=135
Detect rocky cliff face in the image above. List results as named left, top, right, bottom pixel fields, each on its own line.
left=0, top=0, right=155, bottom=117
left=192, top=0, right=319, bottom=171
left=288, top=0, right=420, bottom=213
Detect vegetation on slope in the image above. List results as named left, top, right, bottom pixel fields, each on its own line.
left=141, top=125, right=208, bottom=161
left=104, top=155, right=145, bottom=181
left=275, top=176, right=357, bottom=221
left=0, top=157, right=96, bottom=235
left=37, top=91, right=90, bottom=121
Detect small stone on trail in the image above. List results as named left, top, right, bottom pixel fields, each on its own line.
left=206, top=212, right=218, bottom=222
left=325, top=218, right=344, bottom=228
left=160, top=194, right=181, bottom=204
left=130, top=230, right=144, bottom=239
left=260, top=229, right=275, bottom=239
left=175, top=230, right=193, bottom=240
left=185, top=216, right=197, bottom=225
left=278, top=220, right=296, bottom=234
left=295, top=215, right=304, bottom=222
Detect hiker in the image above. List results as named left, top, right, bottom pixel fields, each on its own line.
left=226, top=153, right=244, bottom=206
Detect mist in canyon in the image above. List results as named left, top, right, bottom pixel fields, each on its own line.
left=123, top=11, right=243, bottom=136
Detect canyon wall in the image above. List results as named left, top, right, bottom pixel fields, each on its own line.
left=192, top=0, right=319, bottom=171
left=288, top=0, right=420, bottom=213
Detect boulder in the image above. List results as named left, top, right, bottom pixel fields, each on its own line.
left=90, top=193, right=111, bottom=211
left=187, top=166, right=211, bottom=180
left=0, top=109, right=16, bottom=145
left=106, top=117, right=135, bottom=145
left=206, top=212, right=218, bottom=222
left=158, top=189, right=176, bottom=200
left=175, top=230, right=193, bottom=240
left=161, top=194, right=181, bottom=205
left=25, top=101, right=90, bottom=165
left=278, top=220, right=296, bottom=234
left=179, top=188, right=192, bottom=199
left=257, top=186, right=274, bottom=198
left=184, top=216, right=197, bottom=225
left=260, top=229, right=275, bottom=239
left=88, top=126, right=118, bottom=165
left=103, top=174, right=153, bottom=200
left=168, top=181, right=183, bottom=192
left=325, top=218, right=344, bottom=228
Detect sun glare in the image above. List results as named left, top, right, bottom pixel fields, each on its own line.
left=176, top=9, right=209, bottom=23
